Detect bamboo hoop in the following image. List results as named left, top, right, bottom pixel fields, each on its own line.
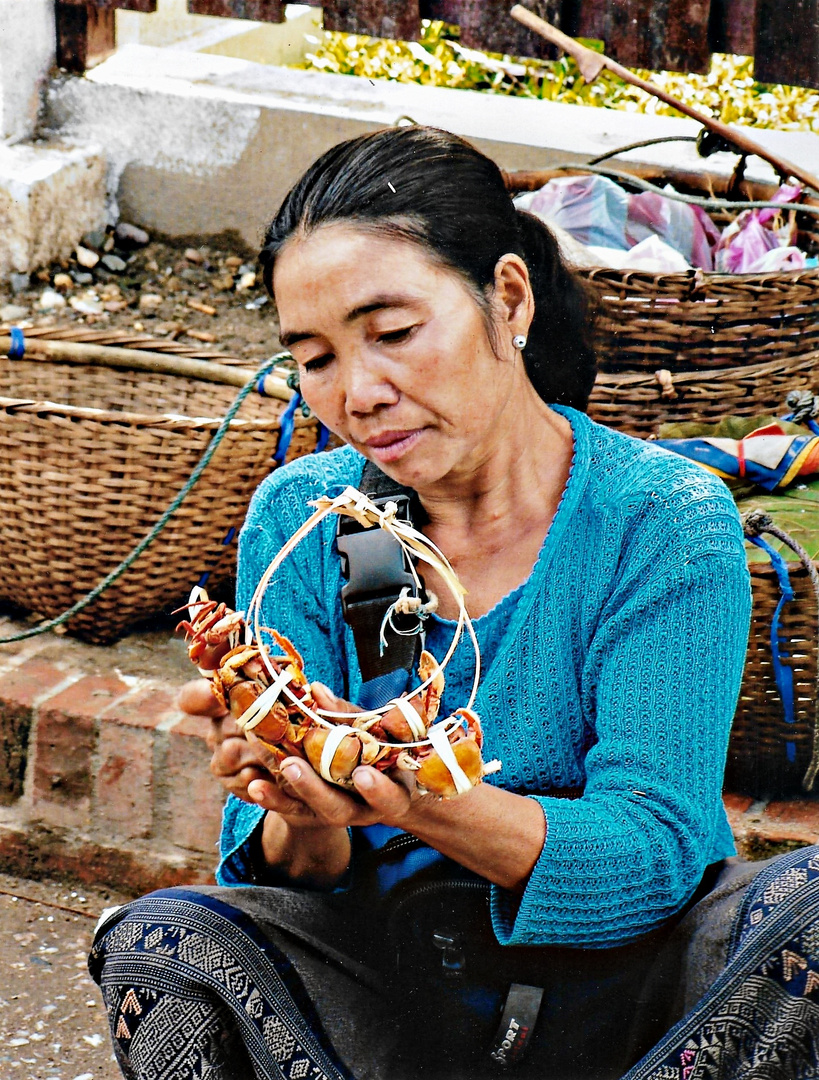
left=246, top=486, right=484, bottom=765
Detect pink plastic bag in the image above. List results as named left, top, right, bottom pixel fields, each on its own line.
left=626, top=191, right=721, bottom=270
left=715, top=184, right=804, bottom=273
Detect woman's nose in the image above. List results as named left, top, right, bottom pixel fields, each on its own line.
left=344, top=360, right=399, bottom=416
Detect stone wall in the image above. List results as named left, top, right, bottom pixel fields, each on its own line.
left=0, top=0, right=55, bottom=144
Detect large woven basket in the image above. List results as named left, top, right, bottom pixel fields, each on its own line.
left=589, top=349, right=819, bottom=440
left=505, top=168, right=819, bottom=362
left=727, top=562, right=819, bottom=799
left=0, top=355, right=319, bottom=643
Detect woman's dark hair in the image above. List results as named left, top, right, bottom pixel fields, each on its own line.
left=260, top=126, right=596, bottom=411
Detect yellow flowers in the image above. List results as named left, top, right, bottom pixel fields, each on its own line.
left=296, top=20, right=819, bottom=134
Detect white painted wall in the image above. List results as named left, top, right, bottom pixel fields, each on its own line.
left=0, top=0, right=55, bottom=143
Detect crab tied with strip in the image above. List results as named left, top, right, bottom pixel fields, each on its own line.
left=178, top=486, right=500, bottom=797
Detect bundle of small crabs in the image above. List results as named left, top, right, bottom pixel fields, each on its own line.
left=178, top=486, right=500, bottom=798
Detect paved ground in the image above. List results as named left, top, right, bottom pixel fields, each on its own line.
left=0, top=872, right=130, bottom=1080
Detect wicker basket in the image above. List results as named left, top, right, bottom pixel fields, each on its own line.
left=583, top=266, right=819, bottom=374
left=589, top=349, right=819, bottom=440
left=505, top=168, right=819, bottom=381
left=727, top=561, right=819, bottom=799
left=0, top=357, right=319, bottom=644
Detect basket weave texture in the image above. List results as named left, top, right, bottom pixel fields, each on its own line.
left=584, top=267, right=819, bottom=374
left=0, top=358, right=318, bottom=643
left=726, top=562, right=819, bottom=799
left=588, top=349, right=819, bottom=440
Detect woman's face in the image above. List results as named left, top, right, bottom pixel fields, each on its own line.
left=273, top=224, right=523, bottom=490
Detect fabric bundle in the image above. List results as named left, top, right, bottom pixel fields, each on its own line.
left=515, top=174, right=813, bottom=274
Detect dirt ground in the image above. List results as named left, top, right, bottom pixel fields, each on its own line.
left=0, top=227, right=283, bottom=362
left=0, top=872, right=133, bottom=1080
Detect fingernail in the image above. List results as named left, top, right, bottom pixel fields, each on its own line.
left=282, top=763, right=302, bottom=783
left=248, top=781, right=265, bottom=802
left=354, top=768, right=374, bottom=790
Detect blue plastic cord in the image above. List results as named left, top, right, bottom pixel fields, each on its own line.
left=272, top=391, right=302, bottom=466
left=779, top=410, right=819, bottom=437
left=750, top=534, right=797, bottom=759
left=8, top=327, right=25, bottom=360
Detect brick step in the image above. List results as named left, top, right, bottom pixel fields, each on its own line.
left=0, top=614, right=222, bottom=894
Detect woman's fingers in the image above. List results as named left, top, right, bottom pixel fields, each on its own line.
left=178, top=678, right=227, bottom=718
left=310, top=682, right=359, bottom=715
left=210, top=736, right=266, bottom=779
left=272, top=757, right=411, bottom=827
left=352, top=765, right=413, bottom=822
left=246, top=777, right=319, bottom=818
left=219, top=765, right=273, bottom=802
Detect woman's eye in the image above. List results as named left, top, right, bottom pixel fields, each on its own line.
left=302, top=354, right=332, bottom=373
left=378, top=326, right=415, bottom=345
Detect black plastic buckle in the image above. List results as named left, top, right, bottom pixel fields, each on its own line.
left=336, top=493, right=420, bottom=619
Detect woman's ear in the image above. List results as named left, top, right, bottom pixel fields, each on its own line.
left=492, top=254, right=534, bottom=344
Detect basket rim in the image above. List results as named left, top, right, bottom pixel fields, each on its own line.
left=595, top=348, right=819, bottom=388
left=748, top=557, right=819, bottom=575
left=579, top=266, right=819, bottom=287
left=0, top=393, right=311, bottom=431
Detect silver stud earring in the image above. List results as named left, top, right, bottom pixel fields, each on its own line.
left=513, top=334, right=527, bottom=350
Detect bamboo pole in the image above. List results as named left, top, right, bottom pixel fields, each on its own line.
left=0, top=335, right=294, bottom=402
left=509, top=5, right=819, bottom=195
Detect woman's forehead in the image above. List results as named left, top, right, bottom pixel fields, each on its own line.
left=273, top=225, right=463, bottom=327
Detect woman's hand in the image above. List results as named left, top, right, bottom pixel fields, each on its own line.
left=241, top=683, right=418, bottom=830
left=179, top=678, right=280, bottom=805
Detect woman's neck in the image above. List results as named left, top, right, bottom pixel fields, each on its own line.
left=417, top=389, right=573, bottom=537
left=415, top=388, right=575, bottom=619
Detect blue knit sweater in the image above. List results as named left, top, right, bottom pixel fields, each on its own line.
left=217, top=406, right=751, bottom=948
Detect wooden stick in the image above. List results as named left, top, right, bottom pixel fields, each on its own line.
left=509, top=6, right=819, bottom=194
left=0, top=335, right=294, bottom=403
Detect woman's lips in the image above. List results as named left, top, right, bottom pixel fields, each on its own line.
left=363, top=428, right=423, bottom=464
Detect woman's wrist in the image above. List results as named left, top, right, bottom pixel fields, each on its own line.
left=259, top=811, right=351, bottom=888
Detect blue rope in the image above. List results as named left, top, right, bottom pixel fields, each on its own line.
left=8, top=327, right=25, bottom=360
left=749, top=534, right=797, bottom=758
left=314, top=423, right=330, bottom=454
left=272, top=391, right=302, bottom=466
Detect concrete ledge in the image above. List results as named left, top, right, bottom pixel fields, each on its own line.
left=42, top=44, right=819, bottom=249
left=0, top=140, right=107, bottom=277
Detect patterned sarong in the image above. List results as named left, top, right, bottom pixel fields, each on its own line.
left=90, top=848, right=819, bottom=1080
left=625, top=845, right=819, bottom=1079
left=89, top=888, right=354, bottom=1080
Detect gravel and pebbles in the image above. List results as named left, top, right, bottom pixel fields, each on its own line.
left=0, top=872, right=130, bottom=1080
left=1, top=225, right=282, bottom=360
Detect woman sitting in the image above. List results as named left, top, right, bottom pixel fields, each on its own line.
left=89, top=126, right=819, bottom=1080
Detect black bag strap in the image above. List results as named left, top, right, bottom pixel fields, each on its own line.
left=336, top=460, right=429, bottom=687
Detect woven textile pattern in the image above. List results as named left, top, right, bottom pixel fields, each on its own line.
left=625, top=846, right=819, bottom=1079
left=221, top=406, right=752, bottom=948
left=89, top=890, right=352, bottom=1080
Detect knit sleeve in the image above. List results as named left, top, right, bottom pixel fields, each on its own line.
left=215, top=454, right=357, bottom=885
left=492, top=488, right=752, bottom=947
